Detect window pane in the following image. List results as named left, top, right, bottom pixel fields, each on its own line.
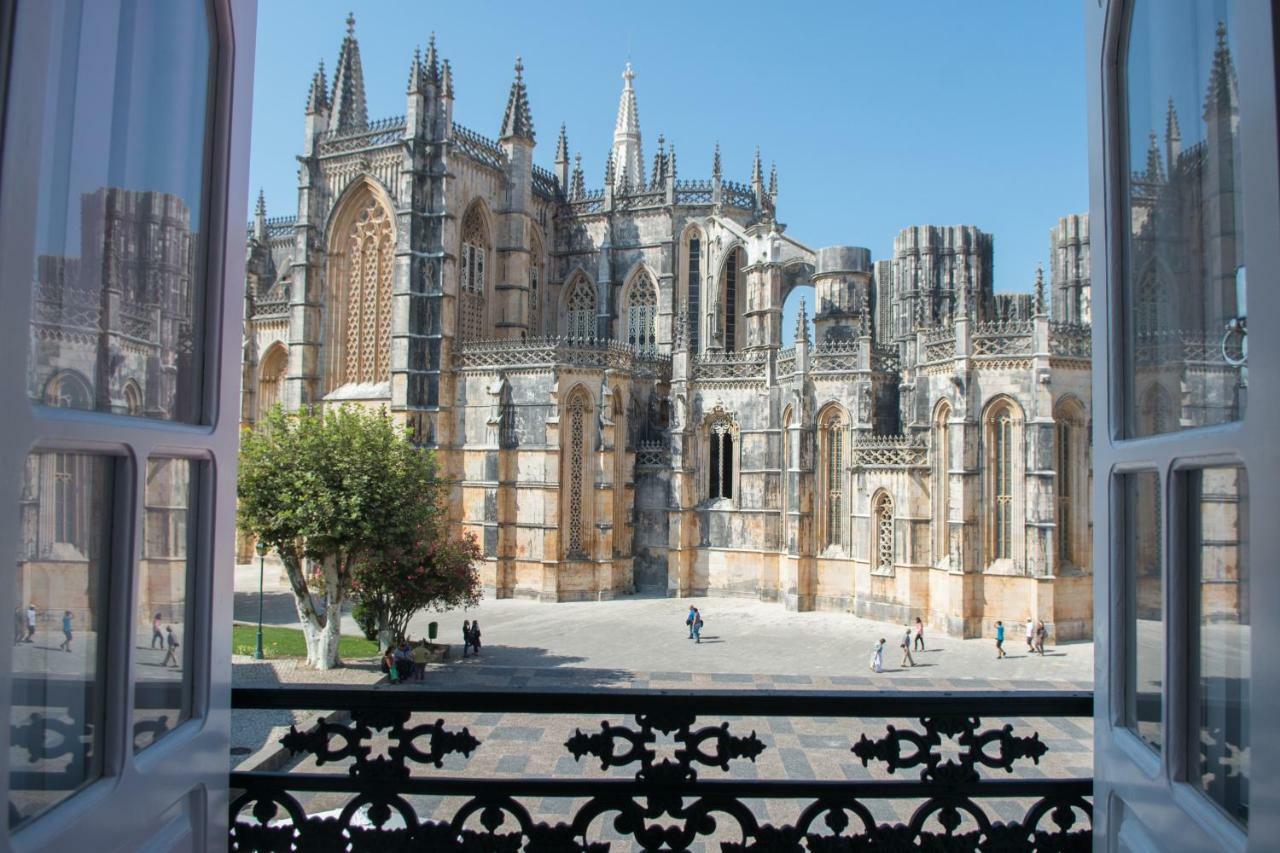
left=134, top=459, right=197, bottom=753
left=10, top=452, right=114, bottom=829
left=1122, top=471, right=1162, bottom=751
left=1123, top=1, right=1247, bottom=436
left=1188, top=466, right=1248, bottom=828
left=13, top=1, right=212, bottom=422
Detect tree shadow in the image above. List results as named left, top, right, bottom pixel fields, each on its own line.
left=417, top=644, right=635, bottom=690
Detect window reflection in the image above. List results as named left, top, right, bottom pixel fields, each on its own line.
left=11, top=452, right=114, bottom=829
left=1124, top=3, right=1246, bottom=436
left=1189, top=466, right=1249, bottom=828
left=134, top=459, right=197, bottom=753
left=1122, top=471, right=1162, bottom=752
left=17, top=0, right=211, bottom=422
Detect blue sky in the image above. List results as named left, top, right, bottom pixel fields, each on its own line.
left=250, top=1, right=1088, bottom=340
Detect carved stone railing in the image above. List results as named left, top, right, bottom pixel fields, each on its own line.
left=1134, top=329, right=1242, bottom=368
left=852, top=435, right=929, bottom=469
left=615, top=189, right=667, bottom=210
left=119, top=306, right=153, bottom=340
left=694, top=349, right=767, bottom=380
left=971, top=320, right=1034, bottom=357
left=451, top=122, right=507, bottom=171
left=723, top=180, right=756, bottom=209
left=635, top=440, right=669, bottom=468
left=873, top=343, right=901, bottom=372
left=265, top=216, right=296, bottom=240
left=811, top=341, right=861, bottom=374
left=567, top=188, right=606, bottom=214
left=531, top=165, right=558, bottom=200
left=453, top=336, right=670, bottom=377
left=674, top=179, right=713, bottom=204
left=1049, top=322, right=1092, bottom=359
left=776, top=346, right=797, bottom=377
left=252, top=300, right=290, bottom=318
left=318, top=115, right=407, bottom=155
left=229, top=687, right=1093, bottom=851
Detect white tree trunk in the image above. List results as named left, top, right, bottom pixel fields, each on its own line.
left=281, top=549, right=345, bottom=670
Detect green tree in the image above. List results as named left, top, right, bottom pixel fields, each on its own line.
left=351, top=520, right=482, bottom=650
left=237, top=405, right=442, bottom=669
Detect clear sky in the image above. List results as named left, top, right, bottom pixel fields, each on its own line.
left=249, top=0, right=1089, bottom=340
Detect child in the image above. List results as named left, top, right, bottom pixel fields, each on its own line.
left=59, top=610, right=73, bottom=652
left=870, top=638, right=884, bottom=673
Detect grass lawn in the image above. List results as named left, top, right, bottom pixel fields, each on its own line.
left=232, top=623, right=380, bottom=660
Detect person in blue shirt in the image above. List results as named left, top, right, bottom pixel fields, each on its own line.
left=58, top=610, right=73, bottom=652
left=686, top=605, right=697, bottom=639
left=995, top=620, right=1007, bottom=659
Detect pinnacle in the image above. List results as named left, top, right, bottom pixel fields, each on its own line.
left=500, top=55, right=535, bottom=141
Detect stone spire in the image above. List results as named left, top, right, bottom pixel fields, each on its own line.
left=651, top=133, right=666, bottom=187
left=570, top=152, right=585, bottom=199
left=666, top=142, right=677, bottom=183
left=554, top=124, right=570, bottom=188
left=859, top=289, right=871, bottom=336
left=330, top=12, right=368, bottom=132
left=500, top=56, right=535, bottom=141
left=1203, top=21, right=1239, bottom=123
left=751, top=147, right=764, bottom=189
left=768, top=162, right=778, bottom=200
left=712, top=141, right=722, bottom=181
left=253, top=188, right=267, bottom=241
left=604, top=150, right=616, bottom=189
left=1144, top=132, right=1164, bottom=182
left=306, top=60, right=329, bottom=114
left=424, top=33, right=440, bottom=85
left=1164, top=96, right=1181, bottom=166
left=407, top=46, right=423, bottom=93
left=796, top=297, right=810, bottom=346
left=1034, top=263, right=1046, bottom=314
left=441, top=59, right=454, bottom=100
left=611, top=62, right=644, bottom=190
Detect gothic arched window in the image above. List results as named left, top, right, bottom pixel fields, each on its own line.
left=459, top=205, right=489, bottom=343
left=933, top=402, right=951, bottom=564
left=722, top=247, right=742, bottom=351
left=344, top=200, right=393, bottom=384
left=257, top=345, right=288, bottom=419
left=819, top=409, right=846, bottom=550
left=986, top=400, right=1018, bottom=561
left=686, top=233, right=702, bottom=353
left=708, top=415, right=735, bottom=500
left=566, top=276, right=596, bottom=341
left=627, top=270, right=658, bottom=355
left=565, top=389, right=590, bottom=557
left=45, top=371, right=92, bottom=410
left=529, top=232, right=544, bottom=337
left=874, top=492, right=894, bottom=574
left=123, top=381, right=143, bottom=417
left=1055, top=398, right=1087, bottom=568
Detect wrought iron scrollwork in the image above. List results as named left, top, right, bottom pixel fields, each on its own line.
left=280, top=708, right=479, bottom=779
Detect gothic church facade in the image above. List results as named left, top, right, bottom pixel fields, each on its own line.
left=242, top=17, right=1099, bottom=638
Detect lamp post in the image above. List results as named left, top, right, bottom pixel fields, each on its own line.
left=254, top=541, right=267, bottom=660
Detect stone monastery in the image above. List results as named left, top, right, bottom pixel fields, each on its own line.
left=241, top=15, right=1098, bottom=638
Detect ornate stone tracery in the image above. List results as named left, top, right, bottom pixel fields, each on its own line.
left=874, top=491, right=894, bottom=574
left=459, top=204, right=489, bottom=343
left=626, top=270, right=657, bottom=355
left=565, top=275, right=596, bottom=341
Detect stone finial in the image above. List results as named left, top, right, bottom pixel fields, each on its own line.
left=860, top=289, right=871, bottom=336
left=674, top=302, right=687, bottom=349
left=604, top=150, right=615, bottom=187
left=499, top=56, right=535, bottom=141
left=254, top=187, right=267, bottom=219
left=555, top=123, right=569, bottom=162
left=751, top=146, right=763, bottom=187
left=1165, top=96, right=1182, bottom=165
left=1204, top=20, right=1239, bottom=122
left=651, top=132, right=665, bottom=187
left=768, top=161, right=777, bottom=199
left=407, top=46, right=423, bottom=93
left=570, top=152, right=585, bottom=199
left=441, top=59, right=454, bottom=99
left=796, top=297, right=810, bottom=346
left=611, top=61, right=644, bottom=190
left=424, top=33, right=440, bottom=84
left=306, top=60, right=329, bottom=114
left=1034, top=263, right=1046, bottom=314
left=666, top=142, right=677, bottom=181
left=1144, top=132, right=1164, bottom=182
left=712, top=141, right=722, bottom=181
left=331, top=12, right=368, bottom=131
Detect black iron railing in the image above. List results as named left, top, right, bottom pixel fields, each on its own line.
left=229, top=687, right=1092, bottom=851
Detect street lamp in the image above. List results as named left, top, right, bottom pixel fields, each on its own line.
left=254, top=541, right=267, bottom=660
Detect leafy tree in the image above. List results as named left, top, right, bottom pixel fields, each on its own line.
left=237, top=405, right=443, bottom=669
left=351, top=519, right=482, bottom=650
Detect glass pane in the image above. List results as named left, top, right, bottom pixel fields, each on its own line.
left=1189, top=466, right=1249, bottom=828
left=134, top=459, right=197, bottom=753
left=10, top=452, right=114, bottom=829
left=1123, top=1, right=1247, bottom=436
left=1122, top=471, right=1162, bottom=751
left=13, top=1, right=212, bottom=422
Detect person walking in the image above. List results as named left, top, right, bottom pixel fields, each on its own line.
left=691, top=609, right=704, bottom=644
left=13, top=606, right=23, bottom=645
left=900, top=626, right=916, bottom=667
left=151, top=612, right=164, bottom=649
left=162, top=626, right=180, bottom=668
left=686, top=605, right=697, bottom=639
left=469, top=621, right=482, bottom=656
left=461, top=620, right=471, bottom=658
left=413, top=639, right=428, bottom=681
left=1035, top=620, right=1048, bottom=656
left=25, top=603, right=36, bottom=643
left=1025, top=617, right=1035, bottom=653
left=58, top=610, right=73, bottom=652
left=995, top=621, right=1007, bottom=659
left=913, top=617, right=926, bottom=652
left=870, top=638, right=885, bottom=673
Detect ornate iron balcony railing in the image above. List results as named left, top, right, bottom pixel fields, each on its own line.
left=229, top=686, right=1092, bottom=851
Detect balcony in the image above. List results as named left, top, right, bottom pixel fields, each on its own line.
left=229, top=686, right=1092, bottom=850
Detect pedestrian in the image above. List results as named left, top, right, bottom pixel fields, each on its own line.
left=163, top=626, right=180, bottom=667
left=685, top=604, right=697, bottom=639
left=1025, top=617, right=1035, bottom=653
left=995, top=620, right=1007, bottom=659
left=384, top=646, right=400, bottom=682
left=151, top=612, right=164, bottom=649
left=1035, top=620, right=1047, bottom=656
left=461, top=620, right=471, bottom=658
left=413, top=639, right=428, bottom=681
left=469, top=620, right=482, bottom=655
left=692, top=609, right=704, bottom=644
left=395, top=643, right=414, bottom=682
left=870, top=638, right=884, bottom=673
left=59, top=610, right=73, bottom=652
left=25, top=603, right=36, bottom=643
left=900, top=626, right=915, bottom=667
left=13, top=606, right=23, bottom=645
left=913, top=617, right=925, bottom=652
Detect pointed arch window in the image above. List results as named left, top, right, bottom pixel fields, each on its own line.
left=687, top=235, right=701, bottom=353
left=723, top=247, right=741, bottom=351
left=566, top=276, right=596, bottom=341
left=566, top=390, right=590, bottom=557
left=874, top=492, right=894, bottom=574
left=123, top=382, right=143, bottom=417
left=45, top=371, right=92, bottom=411
left=257, top=345, right=288, bottom=419
left=344, top=199, right=394, bottom=384
left=991, top=405, right=1015, bottom=560
left=819, top=410, right=846, bottom=550
left=934, top=403, right=951, bottom=564
left=708, top=415, right=734, bottom=500
left=1055, top=400, right=1086, bottom=568
left=627, top=271, right=658, bottom=355
left=459, top=205, right=488, bottom=343
left=529, top=234, right=543, bottom=337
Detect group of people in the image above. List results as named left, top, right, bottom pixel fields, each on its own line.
left=684, top=606, right=705, bottom=643
left=12, top=604, right=94, bottom=657
left=461, top=620, right=482, bottom=657
left=870, top=618, right=928, bottom=672
left=382, top=639, right=431, bottom=683
left=994, top=618, right=1049, bottom=659
left=150, top=613, right=182, bottom=667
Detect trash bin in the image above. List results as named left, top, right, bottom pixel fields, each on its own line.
left=428, top=621, right=438, bottom=641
